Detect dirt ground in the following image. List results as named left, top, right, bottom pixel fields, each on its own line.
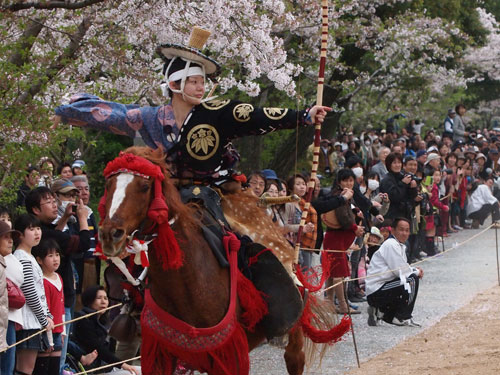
left=348, top=285, right=500, bottom=375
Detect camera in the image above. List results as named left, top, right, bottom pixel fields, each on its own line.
left=71, top=197, right=78, bottom=214
left=399, top=171, right=422, bottom=183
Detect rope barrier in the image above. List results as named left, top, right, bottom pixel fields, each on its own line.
left=0, top=303, right=123, bottom=353
left=72, top=356, right=141, bottom=375
left=300, top=246, right=363, bottom=253
left=321, top=223, right=495, bottom=293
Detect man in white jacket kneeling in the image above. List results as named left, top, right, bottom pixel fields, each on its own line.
left=366, top=217, right=424, bottom=327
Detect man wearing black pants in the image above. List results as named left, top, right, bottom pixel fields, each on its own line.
left=366, top=217, right=423, bottom=326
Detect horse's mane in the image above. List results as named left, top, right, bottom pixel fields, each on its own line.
left=122, top=146, right=199, bottom=234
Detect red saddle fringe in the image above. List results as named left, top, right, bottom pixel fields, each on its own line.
left=294, top=256, right=332, bottom=293
left=142, top=321, right=249, bottom=375
left=300, top=297, right=352, bottom=344
left=237, top=270, right=268, bottom=331
left=141, top=233, right=268, bottom=375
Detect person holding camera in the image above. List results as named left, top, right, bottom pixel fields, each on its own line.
left=50, top=179, right=80, bottom=232
left=424, top=170, right=449, bottom=255
left=25, top=187, right=91, bottom=373
left=380, top=153, right=418, bottom=223
left=402, top=156, right=427, bottom=262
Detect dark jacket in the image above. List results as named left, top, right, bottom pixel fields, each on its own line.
left=380, top=171, right=418, bottom=220
left=40, top=223, right=91, bottom=308
left=353, top=183, right=379, bottom=226
left=71, top=306, right=119, bottom=367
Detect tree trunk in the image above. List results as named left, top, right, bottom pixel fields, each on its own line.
left=16, top=17, right=91, bottom=104
left=8, top=17, right=46, bottom=67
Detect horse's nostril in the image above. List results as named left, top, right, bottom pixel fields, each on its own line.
left=111, top=228, right=125, bottom=242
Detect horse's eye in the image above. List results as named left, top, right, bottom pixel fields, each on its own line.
left=140, top=183, right=151, bottom=193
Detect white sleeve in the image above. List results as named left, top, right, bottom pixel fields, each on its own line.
left=480, top=185, right=498, bottom=206
left=383, top=241, right=413, bottom=279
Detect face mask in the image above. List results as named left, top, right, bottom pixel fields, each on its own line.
left=59, top=200, right=72, bottom=211
left=368, top=179, right=380, bottom=191
left=359, top=185, right=367, bottom=194
left=365, top=141, right=371, bottom=146
left=352, top=167, right=363, bottom=178
left=58, top=200, right=77, bottom=223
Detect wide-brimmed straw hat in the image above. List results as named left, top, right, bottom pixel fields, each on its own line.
left=157, top=26, right=221, bottom=78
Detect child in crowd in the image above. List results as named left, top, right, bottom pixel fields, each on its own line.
left=32, top=239, right=65, bottom=375
left=365, top=227, right=385, bottom=262
left=0, top=206, right=12, bottom=228
left=0, top=220, right=24, bottom=375
left=13, top=214, right=54, bottom=375
left=424, top=170, right=449, bottom=256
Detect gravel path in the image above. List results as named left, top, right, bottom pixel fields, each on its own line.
left=249, top=225, right=500, bottom=374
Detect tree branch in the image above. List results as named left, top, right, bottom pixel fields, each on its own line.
left=3, top=0, right=106, bottom=11
left=336, top=67, right=384, bottom=105
left=16, top=17, right=91, bottom=104
left=8, top=17, right=46, bottom=67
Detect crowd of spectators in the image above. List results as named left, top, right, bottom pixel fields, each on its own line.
left=0, top=159, right=140, bottom=375
left=1, top=103, right=500, bottom=373
left=249, top=104, right=500, bottom=326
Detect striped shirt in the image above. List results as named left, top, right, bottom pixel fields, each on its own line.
left=14, top=249, right=51, bottom=330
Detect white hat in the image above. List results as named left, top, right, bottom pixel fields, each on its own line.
left=425, top=153, right=440, bottom=164
left=72, top=160, right=85, bottom=169
left=370, top=226, right=384, bottom=241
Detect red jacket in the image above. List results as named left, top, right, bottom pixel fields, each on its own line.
left=43, top=275, right=65, bottom=334
left=430, top=183, right=447, bottom=211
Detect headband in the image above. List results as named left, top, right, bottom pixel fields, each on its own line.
left=161, top=57, right=206, bottom=100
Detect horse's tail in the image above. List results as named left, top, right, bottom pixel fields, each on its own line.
left=300, top=294, right=352, bottom=368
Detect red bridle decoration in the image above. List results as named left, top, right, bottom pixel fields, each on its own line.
left=99, top=152, right=183, bottom=270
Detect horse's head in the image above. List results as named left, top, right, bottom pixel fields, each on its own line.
left=98, top=147, right=167, bottom=258
left=99, top=171, right=153, bottom=257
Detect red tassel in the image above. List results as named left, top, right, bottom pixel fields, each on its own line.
left=294, top=256, right=331, bottom=293
left=236, top=270, right=268, bottom=331
left=147, top=179, right=169, bottom=224
left=222, top=232, right=241, bottom=254
left=153, top=222, right=183, bottom=270
left=300, top=298, right=351, bottom=344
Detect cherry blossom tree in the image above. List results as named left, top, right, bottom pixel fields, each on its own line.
left=0, top=0, right=494, bottom=204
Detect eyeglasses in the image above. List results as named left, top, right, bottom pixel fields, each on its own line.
left=40, top=199, right=57, bottom=206
left=249, top=181, right=265, bottom=188
left=58, top=192, right=78, bottom=198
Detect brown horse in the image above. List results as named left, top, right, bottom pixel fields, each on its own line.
left=98, top=146, right=313, bottom=375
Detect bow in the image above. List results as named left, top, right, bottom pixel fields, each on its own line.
left=294, top=0, right=329, bottom=264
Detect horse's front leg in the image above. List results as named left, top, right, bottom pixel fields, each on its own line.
left=284, top=325, right=305, bottom=375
